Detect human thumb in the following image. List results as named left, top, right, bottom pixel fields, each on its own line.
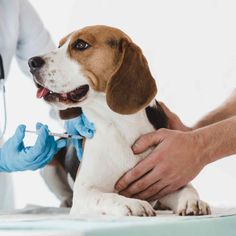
left=132, top=129, right=166, bottom=154
left=12, top=125, right=26, bottom=148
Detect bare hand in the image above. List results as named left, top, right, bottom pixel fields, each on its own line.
left=159, top=102, right=191, bottom=131
left=115, top=128, right=206, bottom=201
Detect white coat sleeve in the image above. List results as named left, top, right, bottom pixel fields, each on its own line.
left=16, top=0, right=55, bottom=76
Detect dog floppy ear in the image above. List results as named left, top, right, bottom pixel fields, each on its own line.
left=106, top=39, right=157, bottom=115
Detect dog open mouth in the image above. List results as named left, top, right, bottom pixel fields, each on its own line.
left=36, top=84, right=89, bottom=103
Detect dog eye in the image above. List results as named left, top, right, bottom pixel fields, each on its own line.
left=72, top=39, right=90, bottom=51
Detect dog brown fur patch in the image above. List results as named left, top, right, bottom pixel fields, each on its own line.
left=66, top=26, right=130, bottom=92
left=106, top=39, right=157, bottom=114
left=62, top=25, right=157, bottom=115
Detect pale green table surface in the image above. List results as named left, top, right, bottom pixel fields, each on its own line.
left=0, top=206, right=235, bottom=236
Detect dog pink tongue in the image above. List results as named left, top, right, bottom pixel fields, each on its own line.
left=37, top=87, right=50, bottom=98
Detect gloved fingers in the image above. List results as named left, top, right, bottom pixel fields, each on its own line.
left=65, top=115, right=94, bottom=134
left=76, top=125, right=92, bottom=137
left=75, top=147, right=83, bottom=161
left=28, top=124, right=50, bottom=158
left=56, top=139, right=67, bottom=150
left=24, top=143, right=56, bottom=170
left=20, top=122, right=48, bottom=156
left=64, top=119, right=81, bottom=135
left=36, top=122, right=44, bottom=131
left=33, top=135, right=57, bottom=161
left=12, top=125, right=26, bottom=148
left=81, top=113, right=95, bottom=130
left=78, top=115, right=95, bottom=138
left=73, top=120, right=95, bottom=138
left=23, top=136, right=57, bottom=166
left=84, top=129, right=94, bottom=138
left=64, top=114, right=95, bottom=140
left=36, top=137, right=60, bottom=166
left=72, top=139, right=83, bottom=161
left=35, top=142, right=57, bottom=168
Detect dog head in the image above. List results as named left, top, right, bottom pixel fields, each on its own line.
left=29, top=25, right=157, bottom=115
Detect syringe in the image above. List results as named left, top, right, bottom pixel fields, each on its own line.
left=26, top=130, right=83, bottom=140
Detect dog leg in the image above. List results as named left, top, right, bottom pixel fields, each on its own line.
left=158, top=184, right=211, bottom=216
left=71, top=185, right=155, bottom=216
left=40, top=165, right=73, bottom=207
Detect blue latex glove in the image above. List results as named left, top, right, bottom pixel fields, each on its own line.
left=0, top=123, right=66, bottom=172
left=64, top=113, right=95, bottom=161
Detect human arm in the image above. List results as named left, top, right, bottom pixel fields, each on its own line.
left=159, top=89, right=236, bottom=131
left=115, top=116, right=236, bottom=200
left=194, top=90, right=236, bottom=128
left=116, top=90, right=236, bottom=200
left=16, top=0, right=55, bottom=76
left=0, top=123, right=66, bottom=172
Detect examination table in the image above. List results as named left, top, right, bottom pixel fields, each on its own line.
left=0, top=204, right=235, bottom=236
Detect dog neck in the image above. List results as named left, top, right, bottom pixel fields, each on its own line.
left=81, top=93, right=156, bottom=144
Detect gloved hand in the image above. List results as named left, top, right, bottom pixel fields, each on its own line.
left=0, top=123, right=66, bottom=172
left=64, top=113, right=95, bottom=161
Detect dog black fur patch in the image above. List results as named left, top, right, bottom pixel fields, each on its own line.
left=56, top=143, right=80, bottom=181
left=145, top=101, right=169, bottom=129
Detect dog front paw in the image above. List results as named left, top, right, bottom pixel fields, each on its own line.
left=177, top=199, right=211, bottom=216
left=112, top=198, right=156, bottom=217
left=70, top=192, right=156, bottom=216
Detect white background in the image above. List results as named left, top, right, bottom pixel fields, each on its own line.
left=3, top=0, right=236, bottom=208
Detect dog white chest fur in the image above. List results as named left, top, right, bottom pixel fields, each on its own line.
left=80, top=94, right=154, bottom=190
left=71, top=94, right=207, bottom=216
left=72, top=94, right=156, bottom=215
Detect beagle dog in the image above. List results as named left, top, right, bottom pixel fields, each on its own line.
left=28, top=25, right=210, bottom=216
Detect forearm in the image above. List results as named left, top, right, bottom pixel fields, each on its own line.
left=194, top=116, right=236, bottom=164
left=194, top=90, right=236, bottom=129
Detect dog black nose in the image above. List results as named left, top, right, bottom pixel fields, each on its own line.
left=28, top=57, right=45, bottom=72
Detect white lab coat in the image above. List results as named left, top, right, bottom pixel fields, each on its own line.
left=0, top=0, right=54, bottom=210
